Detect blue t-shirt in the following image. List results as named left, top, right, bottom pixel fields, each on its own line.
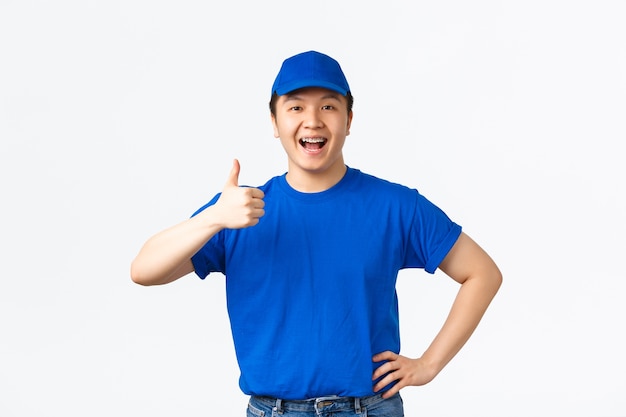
left=191, top=167, right=461, bottom=400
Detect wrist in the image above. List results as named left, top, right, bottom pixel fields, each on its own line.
left=418, top=351, right=446, bottom=380
left=196, top=204, right=227, bottom=233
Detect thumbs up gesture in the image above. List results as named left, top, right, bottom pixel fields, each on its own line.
left=213, top=159, right=265, bottom=229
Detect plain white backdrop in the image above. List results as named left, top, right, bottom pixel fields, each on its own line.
left=1, top=1, right=624, bottom=416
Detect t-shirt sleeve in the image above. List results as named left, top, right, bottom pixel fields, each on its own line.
left=406, top=191, right=462, bottom=274
left=190, top=193, right=226, bottom=279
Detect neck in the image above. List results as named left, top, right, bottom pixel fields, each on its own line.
left=285, top=163, right=347, bottom=193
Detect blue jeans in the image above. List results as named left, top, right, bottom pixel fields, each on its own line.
left=246, top=393, right=403, bottom=416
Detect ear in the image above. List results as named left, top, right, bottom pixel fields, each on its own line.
left=271, top=113, right=280, bottom=138
left=346, top=111, right=353, bottom=136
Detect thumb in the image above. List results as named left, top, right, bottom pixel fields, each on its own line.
left=225, top=158, right=240, bottom=187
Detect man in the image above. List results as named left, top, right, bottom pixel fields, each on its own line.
left=131, top=50, right=502, bottom=416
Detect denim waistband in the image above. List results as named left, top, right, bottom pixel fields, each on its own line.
left=251, top=393, right=388, bottom=414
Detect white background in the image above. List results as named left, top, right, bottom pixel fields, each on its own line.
left=1, top=1, right=625, bottom=416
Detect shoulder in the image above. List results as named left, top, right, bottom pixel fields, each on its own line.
left=348, top=167, right=418, bottom=199
left=347, top=168, right=454, bottom=221
left=256, top=173, right=284, bottom=193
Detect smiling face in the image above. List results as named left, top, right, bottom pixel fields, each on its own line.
left=271, top=87, right=353, bottom=192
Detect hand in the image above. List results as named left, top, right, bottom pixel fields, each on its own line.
left=372, top=351, right=438, bottom=398
left=213, top=159, right=265, bottom=229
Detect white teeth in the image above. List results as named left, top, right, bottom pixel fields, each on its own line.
left=301, top=137, right=326, bottom=143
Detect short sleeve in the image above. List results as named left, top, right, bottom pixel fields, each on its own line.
left=190, top=193, right=226, bottom=279
left=406, top=191, right=462, bottom=274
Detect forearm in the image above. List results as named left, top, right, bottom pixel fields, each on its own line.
left=421, top=269, right=502, bottom=376
left=131, top=163, right=266, bottom=286
left=130, top=206, right=223, bottom=286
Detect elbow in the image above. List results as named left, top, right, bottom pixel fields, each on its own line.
left=468, top=261, right=502, bottom=298
left=130, top=260, right=156, bottom=286
left=489, top=264, right=503, bottom=295
left=130, top=258, right=188, bottom=286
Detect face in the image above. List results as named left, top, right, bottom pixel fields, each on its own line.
left=271, top=87, right=353, bottom=190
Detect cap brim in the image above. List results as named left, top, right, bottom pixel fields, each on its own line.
left=274, top=79, right=349, bottom=96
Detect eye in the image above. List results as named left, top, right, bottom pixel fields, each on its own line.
left=289, top=106, right=302, bottom=111
left=322, top=105, right=334, bottom=110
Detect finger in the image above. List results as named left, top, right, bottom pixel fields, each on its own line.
left=372, top=360, right=394, bottom=380
left=372, top=360, right=398, bottom=380
left=225, top=158, right=240, bottom=187
left=373, top=370, right=401, bottom=393
left=380, top=384, right=402, bottom=399
left=253, top=199, right=265, bottom=210
left=372, top=351, right=396, bottom=362
left=372, top=359, right=388, bottom=378
left=252, top=208, right=265, bottom=220
left=249, top=188, right=265, bottom=199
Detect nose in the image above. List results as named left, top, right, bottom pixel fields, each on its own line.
left=303, top=108, right=323, bottom=129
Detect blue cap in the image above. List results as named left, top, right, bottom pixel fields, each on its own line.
left=271, top=51, right=350, bottom=97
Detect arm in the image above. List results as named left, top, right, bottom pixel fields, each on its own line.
left=372, top=232, right=502, bottom=397
left=130, top=159, right=265, bottom=286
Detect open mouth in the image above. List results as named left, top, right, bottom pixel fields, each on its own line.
left=299, top=137, right=327, bottom=150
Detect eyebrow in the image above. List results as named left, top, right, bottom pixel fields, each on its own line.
left=283, top=92, right=342, bottom=102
